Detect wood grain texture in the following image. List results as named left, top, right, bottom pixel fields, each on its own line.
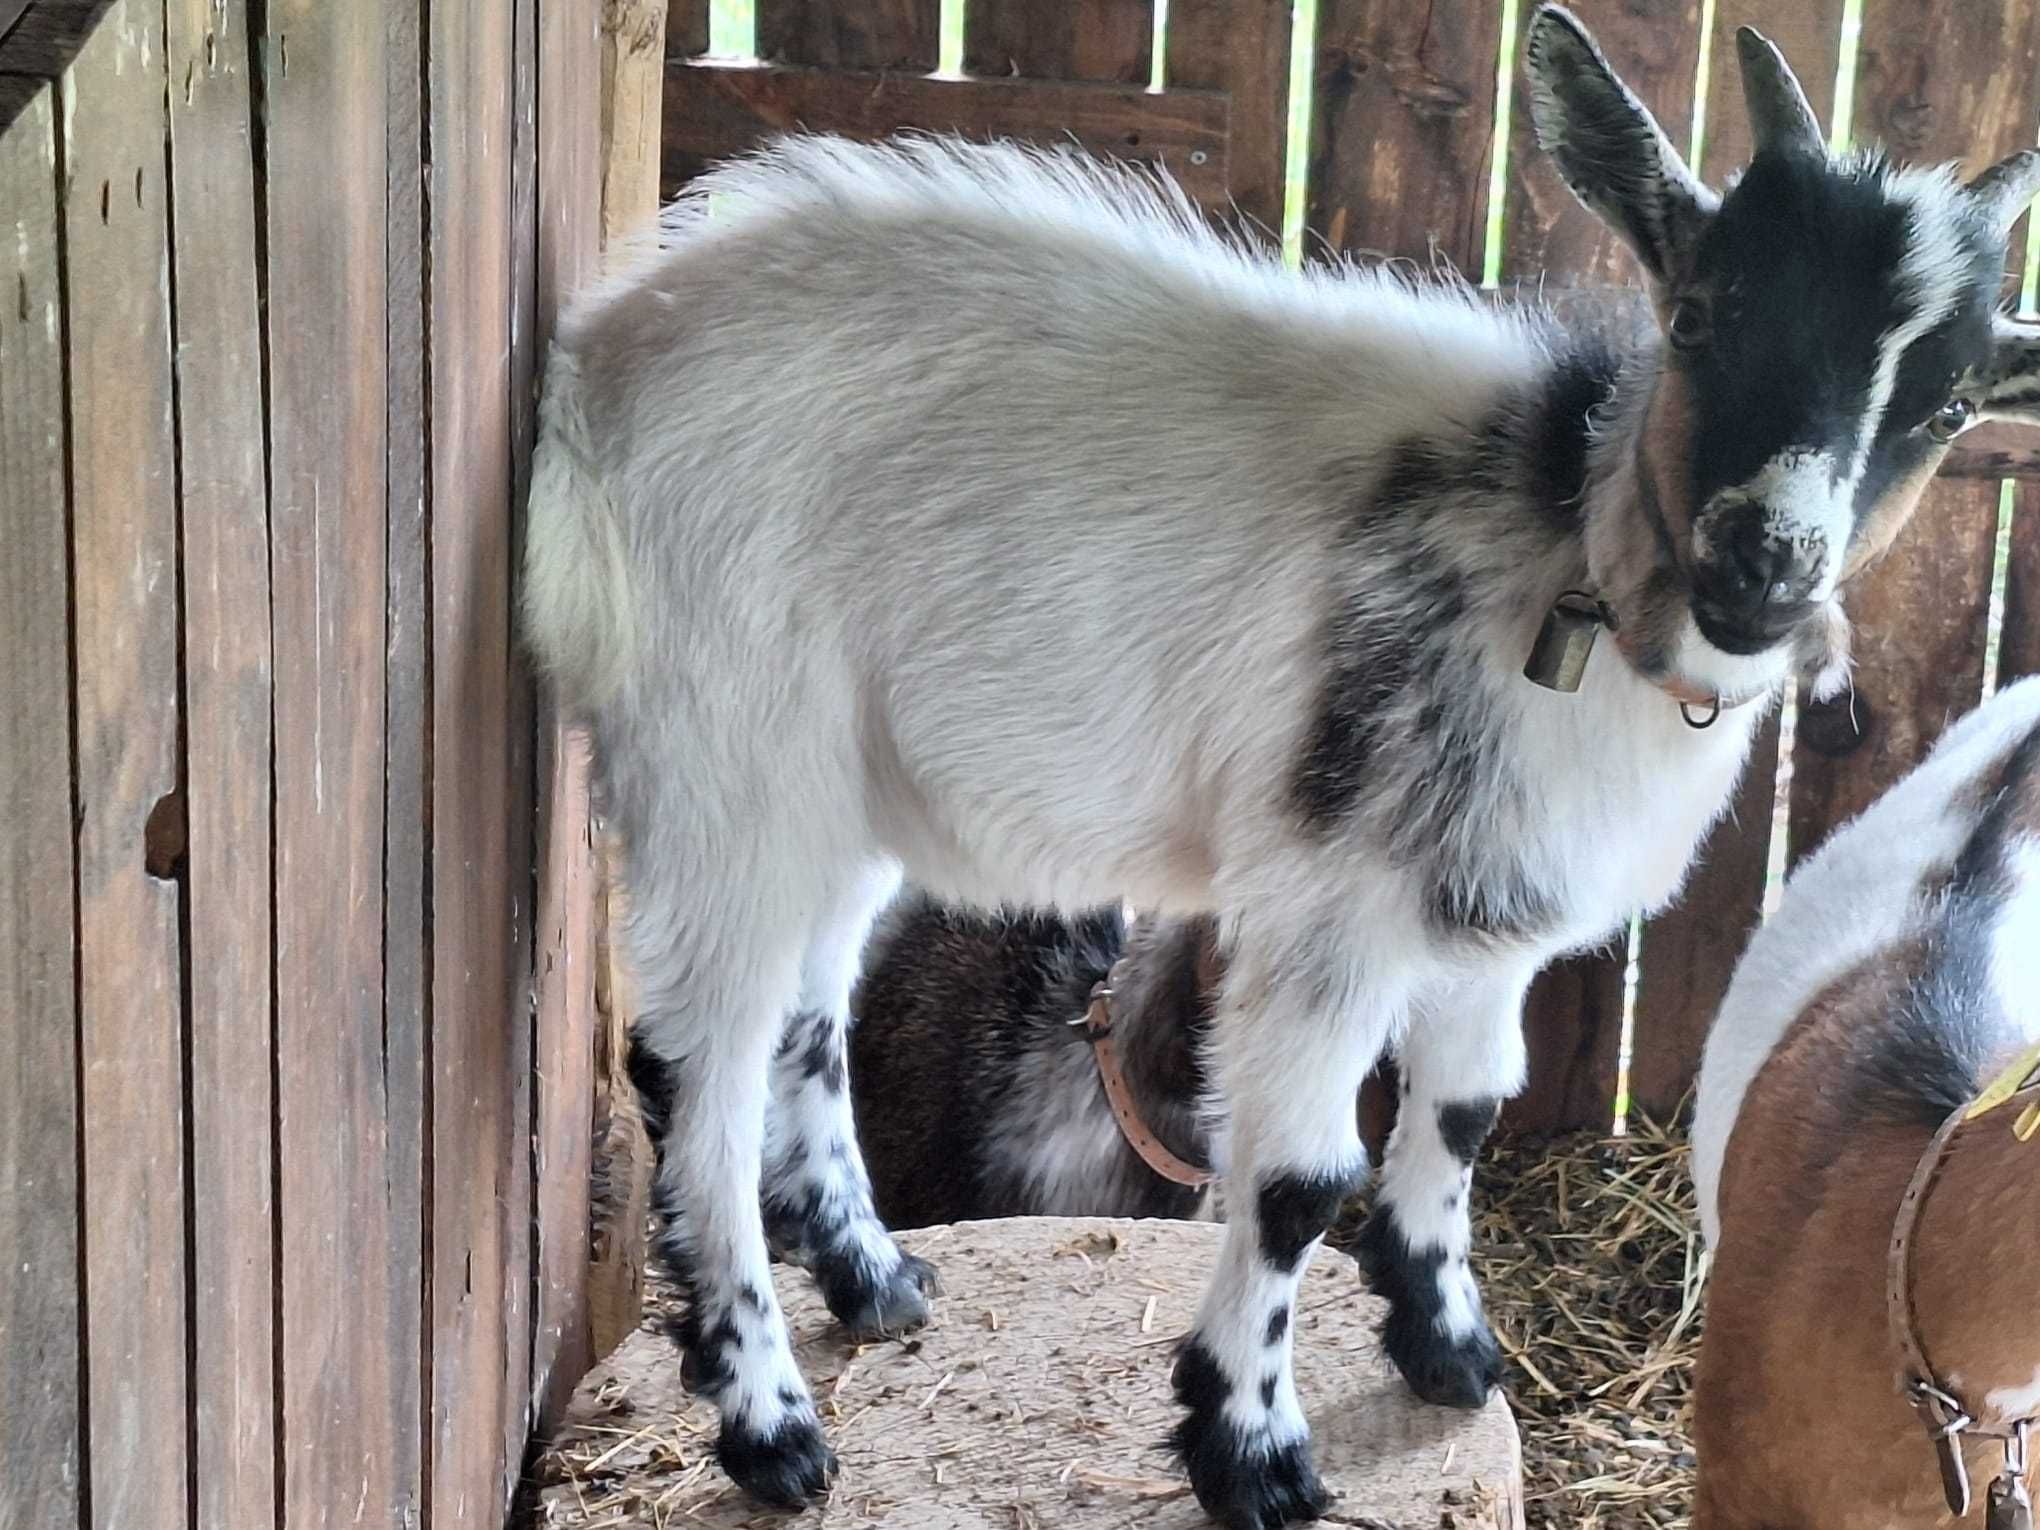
left=0, top=74, right=83, bottom=1530
left=534, top=0, right=604, bottom=1431
left=1306, top=0, right=1505, bottom=273
left=48, top=6, right=190, bottom=1524
left=600, top=0, right=669, bottom=246
left=382, top=0, right=430, bottom=1511
left=1165, top=0, right=1291, bottom=240
left=162, top=1, right=277, bottom=1522
left=756, top=0, right=939, bottom=70
left=963, top=0, right=1152, bottom=84
left=1501, top=0, right=1705, bottom=286
left=1998, top=479, right=2040, bottom=686
left=1787, top=0, right=2040, bottom=864
left=661, top=61, right=1231, bottom=208
left=1790, top=481, right=2002, bottom=857
left=260, top=0, right=403, bottom=1523
left=430, top=0, right=528, bottom=1518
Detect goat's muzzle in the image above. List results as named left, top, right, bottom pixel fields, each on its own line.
left=1689, top=499, right=1825, bottom=655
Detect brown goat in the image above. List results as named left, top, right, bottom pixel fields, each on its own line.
left=1692, top=677, right=2040, bottom=1529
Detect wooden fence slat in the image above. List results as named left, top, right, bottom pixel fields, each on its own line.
left=1621, top=0, right=1844, bottom=1126
left=261, top=0, right=405, bottom=1522
left=1305, top=0, right=1505, bottom=273
left=34, top=4, right=192, bottom=1522
left=0, top=74, right=83, bottom=1530
left=963, top=0, right=1152, bottom=84
left=1498, top=1, right=1701, bottom=1133
left=430, top=0, right=527, bottom=1517
left=1500, top=0, right=1704, bottom=286
left=383, top=0, right=431, bottom=1512
left=602, top=0, right=671, bottom=245
left=534, top=0, right=604, bottom=1432
left=1165, top=0, right=1291, bottom=240
left=1786, top=0, right=2040, bottom=866
left=163, top=1, right=278, bottom=1522
left=660, top=62, right=1232, bottom=208
left=757, top=0, right=938, bottom=70
left=2002, top=480, right=2040, bottom=687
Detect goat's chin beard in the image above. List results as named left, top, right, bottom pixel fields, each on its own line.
left=1793, top=598, right=1853, bottom=703
left=1666, top=598, right=1851, bottom=708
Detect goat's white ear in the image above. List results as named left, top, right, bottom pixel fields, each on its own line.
left=1981, top=315, right=2040, bottom=427
left=1735, top=26, right=1824, bottom=160
left=1970, top=149, right=2040, bottom=239
left=1523, top=4, right=1718, bottom=284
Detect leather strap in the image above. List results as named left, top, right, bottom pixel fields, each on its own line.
left=1081, top=968, right=1216, bottom=1191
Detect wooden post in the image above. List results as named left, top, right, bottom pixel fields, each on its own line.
left=584, top=0, right=677, bottom=1362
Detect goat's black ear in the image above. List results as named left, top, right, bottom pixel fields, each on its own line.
left=1522, top=4, right=1716, bottom=285
left=1970, top=149, right=2040, bottom=238
left=1735, top=26, right=1824, bottom=161
left=1980, top=315, right=2040, bottom=428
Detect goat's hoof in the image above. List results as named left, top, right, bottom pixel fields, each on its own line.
left=717, top=1410, right=837, bottom=1508
left=1170, top=1338, right=1330, bottom=1528
left=823, top=1248, right=940, bottom=1340
left=1386, top=1318, right=1502, bottom=1410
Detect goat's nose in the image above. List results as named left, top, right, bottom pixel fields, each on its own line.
left=1715, top=506, right=1813, bottom=610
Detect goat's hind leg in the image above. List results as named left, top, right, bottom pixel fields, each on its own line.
left=626, top=895, right=835, bottom=1505
left=763, top=860, right=938, bottom=1337
left=1356, top=962, right=1530, bottom=1408
left=1172, top=942, right=1399, bottom=1529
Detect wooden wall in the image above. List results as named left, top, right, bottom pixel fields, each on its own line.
left=0, top=0, right=603, bottom=1526
left=654, top=0, right=2040, bottom=1135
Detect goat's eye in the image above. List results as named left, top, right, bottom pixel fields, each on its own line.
left=1667, top=298, right=1711, bottom=351
left=1927, top=397, right=1975, bottom=443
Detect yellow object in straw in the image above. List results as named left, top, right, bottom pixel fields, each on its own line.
left=1964, top=1037, right=2040, bottom=1124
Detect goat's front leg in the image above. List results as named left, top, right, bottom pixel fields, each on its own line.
left=1356, top=960, right=1532, bottom=1408
left=1172, top=946, right=1400, bottom=1529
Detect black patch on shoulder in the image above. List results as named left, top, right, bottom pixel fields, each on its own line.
left=1436, top=1098, right=1501, bottom=1164
left=1256, top=1166, right=1365, bottom=1274
left=1521, top=337, right=1620, bottom=532
left=1264, top=1304, right=1290, bottom=1346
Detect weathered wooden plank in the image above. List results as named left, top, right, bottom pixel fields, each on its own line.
left=963, top=0, right=1152, bottom=84
left=1305, top=0, right=1505, bottom=272
left=601, top=0, right=670, bottom=245
left=430, top=0, right=525, bottom=1518
left=0, top=74, right=82, bottom=1530
left=533, top=0, right=604, bottom=1431
left=1504, top=936, right=1629, bottom=1137
left=2000, top=480, right=2040, bottom=686
left=0, top=0, right=30, bottom=49
left=756, top=0, right=938, bottom=70
left=661, top=61, right=1231, bottom=208
left=1501, top=0, right=1705, bottom=286
left=382, top=0, right=430, bottom=1514
left=0, top=0, right=115, bottom=76
left=1165, top=0, right=1291, bottom=241
left=1787, top=0, right=2040, bottom=864
left=260, top=0, right=403, bottom=1523
left=31, top=5, right=192, bottom=1525
left=1620, top=0, right=1844, bottom=1127
left=162, top=1, right=277, bottom=1522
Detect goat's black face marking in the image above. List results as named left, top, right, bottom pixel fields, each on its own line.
left=1256, top=1167, right=1364, bottom=1274
left=1437, top=1098, right=1501, bottom=1164
left=1670, top=150, right=2005, bottom=657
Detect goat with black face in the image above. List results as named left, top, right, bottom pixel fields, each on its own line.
left=524, top=6, right=2040, bottom=1525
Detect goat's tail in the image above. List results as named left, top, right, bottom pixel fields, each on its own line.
left=521, top=343, right=637, bottom=708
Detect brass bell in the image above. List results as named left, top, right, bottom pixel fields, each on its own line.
left=1524, top=591, right=1610, bottom=694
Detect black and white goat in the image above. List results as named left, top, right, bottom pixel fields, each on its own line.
left=524, top=3, right=2040, bottom=1520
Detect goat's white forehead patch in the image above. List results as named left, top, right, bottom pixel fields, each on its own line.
left=1860, top=165, right=1979, bottom=459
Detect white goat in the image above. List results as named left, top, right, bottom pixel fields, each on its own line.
left=523, top=5, right=2040, bottom=1522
